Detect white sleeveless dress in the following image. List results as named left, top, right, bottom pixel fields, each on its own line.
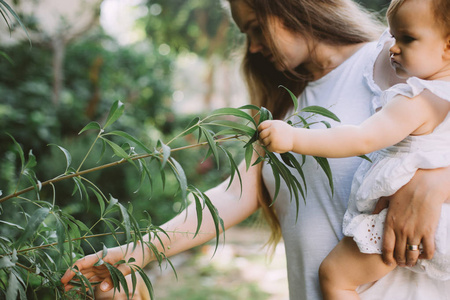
left=343, top=77, right=450, bottom=280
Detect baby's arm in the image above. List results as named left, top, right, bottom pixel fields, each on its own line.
left=258, top=92, right=445, bottom=157
left=319, top=237, right=396, bottom=300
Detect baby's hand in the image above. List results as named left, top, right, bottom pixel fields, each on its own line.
left=258, top=120, right=294, bottom=153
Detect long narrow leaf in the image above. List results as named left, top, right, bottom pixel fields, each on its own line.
left=6, top=133, right=24, bottom=169
left=279, top=85, right=299, bottom=112
left=0, top=0, right=31, bottom=43
left=300, top=106, right=340, bottom=122
left=313, top=156, right=334, bottom=194
left=49, top=144, right=72, bottom=173
left=104, top=131, right=152, bottom=154
left=206, top=107, right=256, bottom=126
left=16, top=207, right=50, bottom=246
left=203, top=193, right=225, bottom=256
left=78, top=121, right=101, bottom=135
left=219, top=146, right=242, bottom=194
left=180, top=117, right=200, bottom=137
left=118, top=203, right=132, bottom=243
left=169, top=158, right=188, bottom=203
left=201, top=128, right=219, bottom=168
left=208, top=120, right=255, bottom=137
left=104, top=100, right=125, bottom=129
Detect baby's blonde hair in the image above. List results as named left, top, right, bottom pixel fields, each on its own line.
left=387, top=0, right=450, bottom=35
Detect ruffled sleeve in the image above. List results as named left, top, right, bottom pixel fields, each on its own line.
left=381, top=77, right=450, bottom=106
left=363, top=29, right=393, bottom=113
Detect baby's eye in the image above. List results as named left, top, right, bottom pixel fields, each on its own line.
left=401, top=35, right=416, bottom=43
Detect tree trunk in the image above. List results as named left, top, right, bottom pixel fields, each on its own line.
left=51, top=37, right=66, bottom=106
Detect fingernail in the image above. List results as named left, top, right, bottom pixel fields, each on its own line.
left=101, top=282, right=110, bottom=291
left=384, top=261, right=392, bottom=266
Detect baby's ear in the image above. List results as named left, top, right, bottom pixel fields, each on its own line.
left=443, top=35, right=450, bottom=60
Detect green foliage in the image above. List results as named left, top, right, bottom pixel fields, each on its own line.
left=0, top=87, right=339, bottom=298
left=140, top=0, right=241, bottom=58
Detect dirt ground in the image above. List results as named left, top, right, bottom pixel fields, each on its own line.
left=146, top=226, right=289, bottom=300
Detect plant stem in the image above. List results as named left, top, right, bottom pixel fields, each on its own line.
left=0, top=135, right=241, bottom=204
left=0, top=229, right=208, bottom=258
left=77, top=132, right=101, bottom=172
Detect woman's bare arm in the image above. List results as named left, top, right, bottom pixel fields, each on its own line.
left=61, top=155, right=262, bottom=292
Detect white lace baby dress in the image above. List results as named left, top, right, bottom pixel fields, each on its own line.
left=342, top=77, right=450, bottom=280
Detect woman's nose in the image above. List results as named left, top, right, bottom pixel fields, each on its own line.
left=248, top=38, right=263, bottom=54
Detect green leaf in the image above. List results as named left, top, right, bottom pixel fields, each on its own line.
left=157, top=140, right=171, bottom=170
left=313, top=156, right=334, bottom=194
left=134, top=266, right=155, bottom=300
left=207, top=107, right=256, bottom=126
left=104, top=131, right=152, bottom=154
left=90, top=188, right=106, bottom=216
left=258, top=106, right=273, bottom=124
left=104, top=100, right=125, bottom=129
left=0, top=51, right=14, bottom=65
left=72, top=176, right=89, bottom=202
left=54, top=215, right=66, bottom=263
left=24, top=149, right=37, bottom=169
left=219, top=146, right=242, bottom=194
left=78, top=121, right=101, bottom=135
left=6, top=133, right=24, bottom=169
left=169, top=158, right=188, bottom=203
left=238, top=104, right=261, bottom=111
left=118, top=203, right=132, bottom=243
left=208, top=120, right=255, bottom=136
left=201, top=128, right=219, bottom=168
left=49, top=144, right=72, bottom=173
left=243, top=130, right=259, bottom=149
left=0, top=256, right=15, bottom=269
left=0, top=0, right=31, bottom=44
left=300, top=106, right=341, bottom=122
left=244, top=144, right=254, bottom=171
left=191, top=192, right=203, bottom=238
left=204, top=194, right=225, bottom=256
left=102, top=138, right=134, bottom=165
left=279, top=85, right=299, bottom=112
left=280, top=152, right=307, bottom=200
left=106, top=263, right=130, bottom=298
left=6, top=272, right=21, bottom=300
left=320, top=120, right=332, bottom=128
left=16, top=207, right=50, bottom=246
left=105, top=195, right=119, bottom=214
left=181, top=116, right=200, bottom=137
left=0, top=220, right=23, bottom=231
left=359, top=154, right=372, bottom=162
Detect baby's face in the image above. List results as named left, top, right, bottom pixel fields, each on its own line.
left=388, top=0, right=450, bottom=80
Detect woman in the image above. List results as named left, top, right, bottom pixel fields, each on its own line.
left=62, top=0, right=450, bottom=299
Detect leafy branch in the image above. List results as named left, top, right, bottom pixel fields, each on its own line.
left=0, top=86, right=339, bottom=299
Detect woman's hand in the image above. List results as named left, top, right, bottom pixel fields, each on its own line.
left=258, top=120, right=295, bottom=153
left=374, top=167, right=450, bottom=267
left=61, top=243, right=146, bottom=293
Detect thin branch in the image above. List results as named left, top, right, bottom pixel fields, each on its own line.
left=0, top=135, right=242, bottom=204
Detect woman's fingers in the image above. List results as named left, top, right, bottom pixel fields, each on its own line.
left=61, top=253, right=103, bottom=284
left=419, top=235, right=435, bottom=260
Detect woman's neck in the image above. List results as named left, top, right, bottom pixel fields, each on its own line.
left=304, top=43, right=366, bottom=81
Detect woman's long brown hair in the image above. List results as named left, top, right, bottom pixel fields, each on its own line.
left=229, top=0, right=384, bottom=251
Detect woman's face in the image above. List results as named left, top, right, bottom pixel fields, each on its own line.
left=230, top=0, right=312, bottom=71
